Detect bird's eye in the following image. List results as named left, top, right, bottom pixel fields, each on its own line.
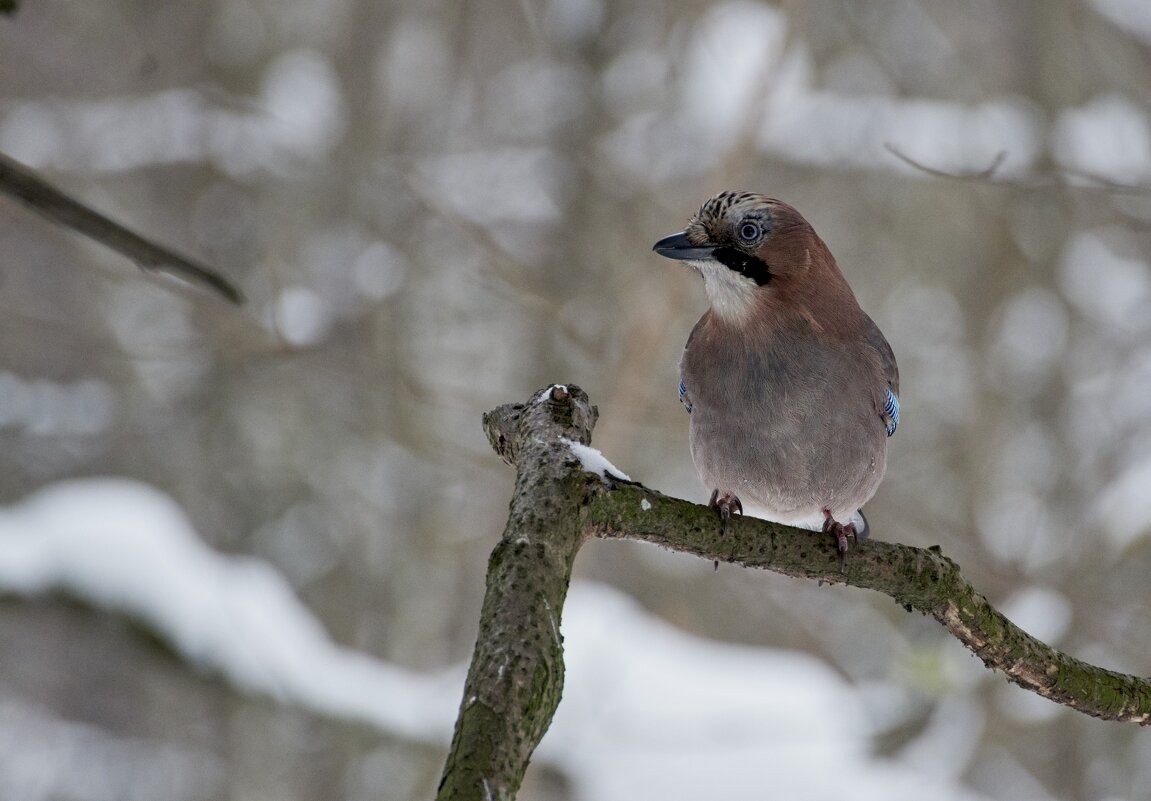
left=738, top=222, right=760, bottom=242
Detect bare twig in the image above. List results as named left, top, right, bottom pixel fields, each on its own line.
left=0, top=152, right=243, bottom=304
left=883, top=141, right=1151, bottom=196
left=885, top=143, right=1008, bottom=180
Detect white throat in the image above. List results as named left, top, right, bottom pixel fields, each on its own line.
left=693, top=260, right=757, bottom=322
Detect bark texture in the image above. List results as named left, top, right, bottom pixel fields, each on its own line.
left=437, top=384, right=599, bottom=801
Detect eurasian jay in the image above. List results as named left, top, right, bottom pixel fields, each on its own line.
left=653, top=191, right=900, bottom=559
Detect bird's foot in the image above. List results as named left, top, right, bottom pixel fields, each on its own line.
left=708, top=490, right=742, bottom=572
left=708, top=489, right=743, bottom=532
left=822, top=509, right=858, bottom=571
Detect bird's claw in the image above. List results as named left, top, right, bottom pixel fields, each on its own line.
left=822, top=510, right=858, bottom=571
left=708, top=489, right=743, bottom=529
left=708, top=490, right=743, bottom=571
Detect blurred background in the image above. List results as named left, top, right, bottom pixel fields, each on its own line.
left=2, top=0, right=1151, bottom=799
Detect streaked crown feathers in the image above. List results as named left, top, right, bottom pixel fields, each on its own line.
left=687, top=191, right=778, bottom=244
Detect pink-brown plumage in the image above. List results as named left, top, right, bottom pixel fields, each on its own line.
left=654, top=192, right=899, bottom=558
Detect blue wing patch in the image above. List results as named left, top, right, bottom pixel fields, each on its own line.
left=678, top=380, right=692, bottom=413
left=883, top=388, right=900, bottom=437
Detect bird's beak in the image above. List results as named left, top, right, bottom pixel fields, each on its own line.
left=652, top=231, right=717, bottom=261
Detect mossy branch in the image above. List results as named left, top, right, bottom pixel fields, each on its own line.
left=438, top=384, right=1151, bottom=801
left=585, top=487, right=1151, bottom=722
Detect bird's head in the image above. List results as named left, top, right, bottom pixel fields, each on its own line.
left=653, top=191, right=844, bottom=323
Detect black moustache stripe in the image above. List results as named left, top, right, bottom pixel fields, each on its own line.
left=714, top=247, right=771, bottom=286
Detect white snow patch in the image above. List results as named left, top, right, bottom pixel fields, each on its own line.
left=1094, top=454, right=1151, bottom=551
left=259, top=49, right=347, bottom=160
left=1052, top=94, right=1151, bottom=183
left=640, top=498, right=652, bottom=511
left=0, top=52, right=345, bottom=176
left=548, top=583, right=992, bottom=801
left=682, top=4, right=1039, bottom=179
left=999, top=586, right=1072, bottom=645
left=272, top=285, right=332, bottom=346
left=681, top=2, right=787, bottom=149
left=561, top=437, right=631, bottom=482
left=0, top=479, right=461, bottom=742
left=1057, top=231, right=1151, bottom=335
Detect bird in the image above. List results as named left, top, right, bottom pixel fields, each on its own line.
left=652, top=191, right=899, bottom=564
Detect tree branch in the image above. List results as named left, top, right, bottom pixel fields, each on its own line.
left=0, top=152, right=243, bottom=304
left=437, top=384, right=599, bottom=801
left=585, top=486, right=1151, bottom=723
left=883, top=141, right=1151, bottom=196
left=439, top=385, right=1151, bottom=800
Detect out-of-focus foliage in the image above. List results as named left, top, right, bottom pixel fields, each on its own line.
left=1, top=1, right=1151, bottom=799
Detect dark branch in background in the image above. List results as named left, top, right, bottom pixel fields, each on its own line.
left=0, top=152, right=243, bottom=304
left=0, top=0, right=17, bottom=16
left=885, top=143, right=1009, bottom=181
left=883, top=142, right=1151, bottom=196
left=440, top=384, right=1151, bottom=800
